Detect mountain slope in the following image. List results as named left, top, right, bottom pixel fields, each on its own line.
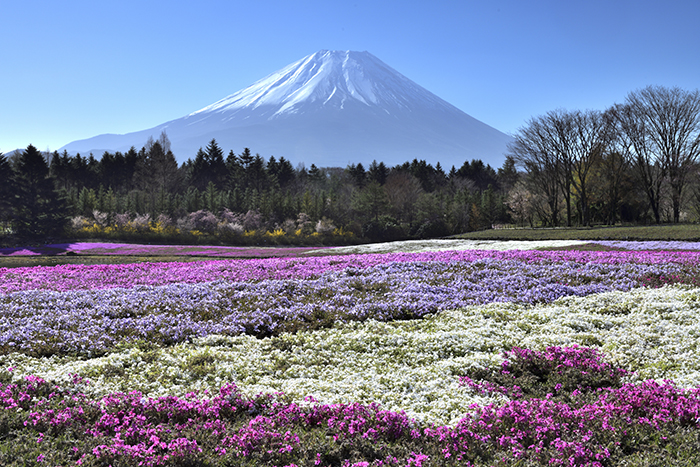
left=60, top=50, right=512, bottom=168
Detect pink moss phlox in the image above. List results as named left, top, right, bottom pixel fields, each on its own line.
left=500, top=345, right=630, bottom=379
left=3, top=249, right=700, bottom=294
left=2, top=359, right=700, bottom=465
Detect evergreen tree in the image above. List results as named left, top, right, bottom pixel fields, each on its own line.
left=49, top=150, right=72, bottom=191
left=122, top=147, right=139, bottom=192
left=85, top=153, right=100, bottom=189
left=367, top=160, right=389, bottom=185
left=76, top=187, right=97, bottom=216
left=98, top=151, right=117, bottom=188
left=0, top=153, right=14, bottom=224
left=246, top=154, right=268, bottom=192
left=205, top=139, right=227, bottom=189
left=346, top=163, right=366, bottom=187
left=70, top=153, right=90, bottom=188
left=239, top=148, right=254, bottom=169
left=150, top=142, right=180, bottom=193
left=226, top=150, right=244, bottom=190
left=266, top=156, right=280, bottom=185
left=433, top=162, right=447, bottom=188
left=12, top=145, right=69, bottom=238
left=352, top=181, right=390, bottom=222
left=308, top=164, right=325, bottom=184
left=456, top=159, right=499, bottom=191
left=497, top=156, right=519, bottom=193
left=276, top=156, right=295, bottom=186
left=409, top=159, right=436, bottom=192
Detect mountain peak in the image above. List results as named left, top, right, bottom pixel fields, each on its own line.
left=60, top=50, right=512, bottom=168
left=187, top=49, right=444, bottom=119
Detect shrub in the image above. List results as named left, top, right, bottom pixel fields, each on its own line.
left=362, top=216, right=406, bottom=241
left=113, top=212, right=131, bottom=229
left=130, top=214, right=151, bottom=232
left=315, top=217, right=336, bottom=235
left=188, top=210, right=219, bottom=233
left=242, top=210, right=264, bottom=231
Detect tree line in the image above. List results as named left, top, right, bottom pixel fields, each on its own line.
left=0, top=133, right=518, bottom=243
left=3, top=84, right=699, bottom=244
left=509, top=85, right=700, bottom=227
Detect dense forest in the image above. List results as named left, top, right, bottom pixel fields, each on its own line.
left=1, top=85, right=699, bottom=245
left=0, top=136, right=517, bottom=245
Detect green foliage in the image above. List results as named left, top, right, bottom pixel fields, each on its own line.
left=352, top=181, right=391, bottom=223
left=0, top=153, right=14, bottom=224
left=362, top=216, right=406, bottom=241
left=11, top=145, right=70, bottom=239
left=8, top=139, right=568, bottom=241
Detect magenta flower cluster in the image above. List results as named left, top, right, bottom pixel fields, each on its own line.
left=0, top=254, right=687, bottom=356
left=2, top=249, right=699, bottom=294
left=4, top=346, right=700, bottom=465
left=0, top=242, right=330, bottom=258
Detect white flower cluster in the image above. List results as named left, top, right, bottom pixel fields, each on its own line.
left=311, top=239, right=589, bottom=255
left=4, top=284, right=700, bottom=426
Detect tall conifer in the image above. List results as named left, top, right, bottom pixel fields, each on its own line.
left=12, top=145, right=69, bottom=238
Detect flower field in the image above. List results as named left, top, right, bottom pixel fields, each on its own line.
left=0, top=242, right=330, bottom=258
left=1, top=243, right=700, bottom=465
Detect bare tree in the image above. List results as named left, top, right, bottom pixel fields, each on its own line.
left=566, top=110, right=614, bottom=225
left=510, top=109, right=615, bottom=226
left=612, top=86, right=700, bottom=223
left=508, top=114, right=562, bottom=227
left=157, top=130, right=172, bottom=155
left=609, top=102, right=663, bottom=222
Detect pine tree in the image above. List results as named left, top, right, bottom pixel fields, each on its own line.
left=352, top=181, right=390, bottom=222
left=367, top=160, right=389, bottom=185
left=12, top=145, right=69, bottom=238
left=346, top=163, right=366, bottom=187
left=205, top=139, right=227, bottom=189
left=189, top=148, right=209, bottom=191
left=276, top=157, right=295, bottom=186
left=0, top=153, right=14, bottom=224
left=308, top=164, right=324, bottom=184
left=239, top=148, right=254, bottom=169
left=246, top=154, right=268, bottom=192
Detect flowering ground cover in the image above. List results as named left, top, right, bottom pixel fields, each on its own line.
left=590, top=240, right=700, bottom=250
left=2, top=251, right=700, bottom=358
left=3, top=248, right=700, bottom=294
left=0, top=242, right=330, bottom=258
left=319, top=238, right=700, bottom=255
left=2, top=354, right=699, bottom=466
left=2, top=246, right=700, bottom=465
left=310, top=239, right=590, bottom=254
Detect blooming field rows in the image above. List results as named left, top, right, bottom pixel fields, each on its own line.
left=0, top=242, right=329, bottom=258
left=1, top=246, right=700, bottom=465
left=3, top=248, right=700, bottom=294
left=2, top=251, right=700, bottom=357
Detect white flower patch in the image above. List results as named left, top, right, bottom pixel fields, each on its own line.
left=3, top=284, right=700, bottom=426
left=310, top=239, right=589, bottom=255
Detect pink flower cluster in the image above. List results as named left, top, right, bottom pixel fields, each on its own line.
left=2, top=249, right=700, bottom=294
left=0, top=242, right=330, bottom=257
left=4, top=346, right=700, bottom=465
left=439, top=380, right=700, bottom=465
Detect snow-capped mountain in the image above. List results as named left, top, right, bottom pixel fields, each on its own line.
left=60, top=50, right=512, bottom=168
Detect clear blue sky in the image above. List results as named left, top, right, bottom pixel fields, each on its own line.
left=2, top=0, right=699, bottom=155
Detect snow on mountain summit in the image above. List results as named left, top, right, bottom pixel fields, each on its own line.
left=189, top=50, right=446, bottom=118
left=60, top=50, right=512, bottom=168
